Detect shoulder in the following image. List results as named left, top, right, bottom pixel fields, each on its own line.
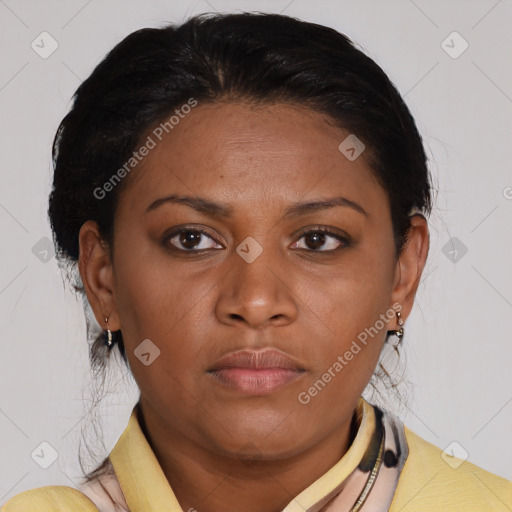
left=1, top=485, right=99, bottom=511
left=390, top=426, right=512, bottom=511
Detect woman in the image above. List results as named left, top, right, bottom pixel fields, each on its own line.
left=2, top=12, right=510, bottom=512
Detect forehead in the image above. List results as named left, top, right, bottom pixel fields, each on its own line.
left=117, top=102, right=385, bottom=215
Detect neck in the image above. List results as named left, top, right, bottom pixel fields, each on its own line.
left=137, top=403, right=359, bottom=512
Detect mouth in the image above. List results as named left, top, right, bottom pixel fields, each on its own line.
left=207, top=349, right=306, bottom=395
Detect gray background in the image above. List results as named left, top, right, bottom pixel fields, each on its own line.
left=1, top=0, right=511, bottom=504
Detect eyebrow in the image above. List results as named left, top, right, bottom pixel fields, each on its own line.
left=145, top=194, right=368, bottom=218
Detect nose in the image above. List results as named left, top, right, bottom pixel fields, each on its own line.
left=215, top=241, right=299, bottom=330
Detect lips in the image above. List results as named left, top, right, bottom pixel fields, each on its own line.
left=208, top=349, right=304, bottom=371
left=207, top=349, right=305, bottom=395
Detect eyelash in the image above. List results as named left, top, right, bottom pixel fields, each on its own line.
left=163, top=225, right=350, bottom=254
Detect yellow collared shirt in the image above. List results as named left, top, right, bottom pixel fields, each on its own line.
left=2, top=398, right=511, bottom=511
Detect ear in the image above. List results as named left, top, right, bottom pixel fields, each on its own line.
left=78, top=220, right=120, bottom=331
left=390, top=215, right=430, bottom=323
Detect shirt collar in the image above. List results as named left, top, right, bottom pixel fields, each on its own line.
left=109, top=397, right=376, bottom=512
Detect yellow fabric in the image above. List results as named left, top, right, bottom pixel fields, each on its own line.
left=391, top=427, right=512, bottom=511
left=108, top=398, right=376, bottom=512
left=0, top=485, right=98, bottom=511
left=282, top=398, right=374, bottom=511
left=107, top=401, right=188, bottom=511
left=2, top=399, right=511, bottom=511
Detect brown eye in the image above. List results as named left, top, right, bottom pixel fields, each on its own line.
left=177, top=230, right=202, bottom=250
left=165, top=228, right=223, bottom=252
left=303, top=232, right=327, bottom=250
left=292, top=228, right=349, bottom=252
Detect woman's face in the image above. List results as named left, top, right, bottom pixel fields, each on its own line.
left=80, top=102, right=428, bottom=460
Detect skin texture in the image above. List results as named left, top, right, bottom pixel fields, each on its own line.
left=79, top=102, right=429, bottom=512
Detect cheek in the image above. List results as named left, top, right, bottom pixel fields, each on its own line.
left=307, top=249, right=394, bottom=330
left=112, top=245, right=214, bottom=370
left=298, top=248, right=394, bottom=385
left=112, top=232, right=181, bottom=335
left=300, top=281, right=388, bottom=410
left=113, top=265, right=207, bottom=410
